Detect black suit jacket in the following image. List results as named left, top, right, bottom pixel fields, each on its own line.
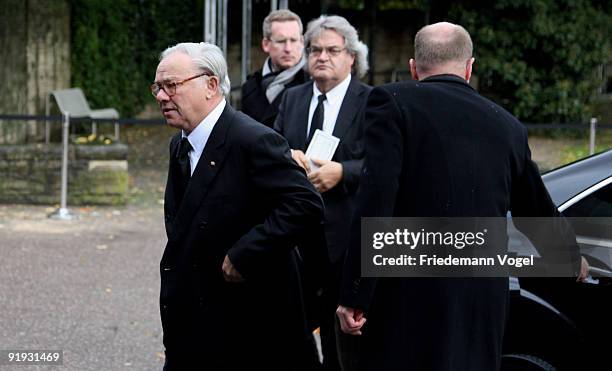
left=161, top=104, right=324, bottom=371
left=274, top=77, right=372, bottom=264
left=339, top=75, right=581, bottom=371
left=241, top=68, right=309, bottom=128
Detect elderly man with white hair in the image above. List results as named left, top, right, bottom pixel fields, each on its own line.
left=153, top=41, right=324, bottom=371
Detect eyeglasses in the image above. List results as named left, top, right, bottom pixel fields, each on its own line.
left=306, top=46, right=347, bottom=57
left=151, top=72, right=210, bottom=97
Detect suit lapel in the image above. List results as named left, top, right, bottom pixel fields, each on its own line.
left=288, top=83, right=313, bottom=151
left=170, top=104, right=235, bottom=241
left=332, top=78, right=364, bottom=139
left=165, top=135, right=182, bottom=216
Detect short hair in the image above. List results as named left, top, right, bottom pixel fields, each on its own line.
left=414, top=22, right=473, bottom=72
left=263, top=9, right=303, bottom=39
left=160, top=42, right=231, bottom=97
left=304, top=15, right=369, bottom=78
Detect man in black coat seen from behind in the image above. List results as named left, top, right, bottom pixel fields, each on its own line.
left=336, top=22, right=589, bottom=371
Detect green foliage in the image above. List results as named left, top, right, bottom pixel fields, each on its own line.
left=338, top=0, right=365, bottom=10
left=562, top=144, right=610, bottom=163
left=452, top=0, right=611, bottom=123
left=70, top=0, right=201, bottom=117
left=378, top=0, right=428, bottom=11
left=69, top=0, right=610, bottom=124
left=338, top=0, right=428, bottom=11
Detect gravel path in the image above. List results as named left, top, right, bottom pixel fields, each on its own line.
left=0, top=205, right=166, bottom=370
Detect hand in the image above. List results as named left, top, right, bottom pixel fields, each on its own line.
left=336, top=305, right=366, bottom=336
left=222, top=255, right=244, bottom=282
left=577, top=256, right=589, bottom=282
left=290, top=149, right=311, bottom=173
left=308, top=159, right=343, bottom=193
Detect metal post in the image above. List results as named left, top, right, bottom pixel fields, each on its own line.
left=49, top=111, right=77, bottom=220
left=279, top=0, right=288, bottom=9
left=271, top=0, right=277, bottom=10
left=589, top=117, right=597, bottom=155
left=91, top=122, right=97, bottom=137
left=203, top=0, right=208, bottom=41
left=217, top=0, right=228, bottom=56
left=114, top=121, right=120, bottom=141
left=211, top=0, right=217, bottom=43
left=45, top=93, right=51, bottom=144
left=204, top=0, right=216, bottom=43
left=241, top=0, right=252, bottom=83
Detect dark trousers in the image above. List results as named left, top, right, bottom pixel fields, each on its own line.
left=320, top=261, right=361, bottom=371
left=336, top=317, right=361, bottom=371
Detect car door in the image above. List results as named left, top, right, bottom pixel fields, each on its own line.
left=560, top=178, right=612, bottom=276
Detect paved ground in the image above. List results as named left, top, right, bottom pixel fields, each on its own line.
left=0, top=204, right=166, bottom=370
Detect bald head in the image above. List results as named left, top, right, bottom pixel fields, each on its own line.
left=410, top=22, right=474, bottom=80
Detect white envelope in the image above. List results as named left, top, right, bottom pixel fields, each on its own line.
left=305, top=129, right=340, bottom=170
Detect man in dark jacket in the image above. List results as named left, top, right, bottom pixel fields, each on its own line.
left=275, top=15, right=371, bottom=371
left=154, top=41, right=324, bottom=371
left=336, top=22, right=588, bottom=371
left=241, top=9, right=309, bottom=127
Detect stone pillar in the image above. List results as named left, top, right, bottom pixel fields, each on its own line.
left=0, top=0, right=70, bottom=144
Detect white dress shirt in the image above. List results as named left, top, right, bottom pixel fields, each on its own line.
left=181, top=98, right=226, bottom=175
left=306, top=74, right=352, bottom=137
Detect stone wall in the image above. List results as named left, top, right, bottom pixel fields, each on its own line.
left=0, top=144, right=128, bottom=205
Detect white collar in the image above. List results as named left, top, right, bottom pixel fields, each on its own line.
left=313, top=74, right=352, bottom=106
left=182, top=98, right=226, bottom=154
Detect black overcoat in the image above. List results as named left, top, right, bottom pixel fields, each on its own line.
left=340, top=75, right=580, bottom=371
left=241, top=69, right=310, bottom=128
left=161, top=104, right=324, bottom=371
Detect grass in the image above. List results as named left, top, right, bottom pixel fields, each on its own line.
left=527, top=128, right=612, bottom=171
left=560, top=130, right=612, bottom=164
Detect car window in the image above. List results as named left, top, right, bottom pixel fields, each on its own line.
left=563, top=182, right=612, bottom=239
left=564, top=183, right=612, bottom=217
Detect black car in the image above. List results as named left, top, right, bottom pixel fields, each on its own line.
left=502, top=149, right=612, bottom=370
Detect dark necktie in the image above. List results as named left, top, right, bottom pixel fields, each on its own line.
left=176, top=137, right=192, bottom=202
left=306, top=94, right=327, bottom=149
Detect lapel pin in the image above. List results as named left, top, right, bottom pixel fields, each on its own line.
left=210, top=161, right=216, bottom=166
